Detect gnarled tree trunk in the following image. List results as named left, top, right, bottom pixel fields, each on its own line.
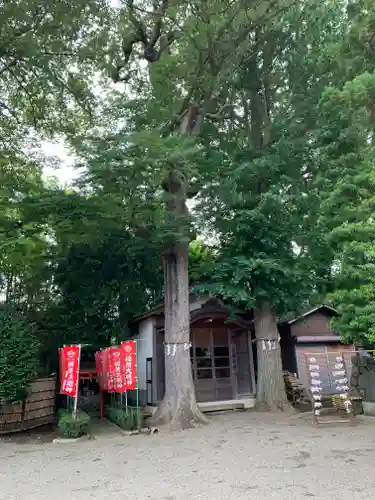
left=254, top=300, right=290, bottom=410
left=150, top=107, right=207, bottom=429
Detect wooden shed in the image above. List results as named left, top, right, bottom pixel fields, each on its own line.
left=129, top=295, right=256, bottom=412
left=279, top=305, right=354, bottom=392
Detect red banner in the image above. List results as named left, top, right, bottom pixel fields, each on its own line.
left=59, top=345, right=80, bottom=397
left=107, top=347, right=126, bottom=392
left=121, top=341, right=137, bottom=390
left=58, top=347, right=66, bottom=385
left=94, top=342, right=137, bottom=393
left=95, top=351, right=104, bottom=390
left=102, top=349, right=109, bottom=391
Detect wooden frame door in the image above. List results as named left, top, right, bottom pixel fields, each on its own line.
left=191, top=327, right=234, bottom=402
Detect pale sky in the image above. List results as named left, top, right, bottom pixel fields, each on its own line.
left=41, top=139, right=79, bottom=185
left=40, top=0, right=123, bottom=186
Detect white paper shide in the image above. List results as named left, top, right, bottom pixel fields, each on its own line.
left=308, top=356, right=322, bottom=415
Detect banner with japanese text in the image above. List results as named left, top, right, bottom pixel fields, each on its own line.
left=94, top=342, right=137, bottom=393
left=95, top=351, right=104, bottom=390
left=121, top=341, right=137, bottom=390
left=107, top=347, right=126, bottom=393
left=59, top=347, right=66, bottom=385
left=102, top=348, right=114, bottom=392
left=59, top=345, right=80, bottom=397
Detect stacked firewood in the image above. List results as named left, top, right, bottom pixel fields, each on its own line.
left=283, top=371, right=307, bottom=404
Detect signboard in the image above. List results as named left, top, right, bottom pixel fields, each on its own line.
left=59, top=345, right=80, bottom=397
left=306, top=352, right=351, bottom=419
left=121, top=341, right=137, bottom=390
left=306, top=357, right=323, bottom=417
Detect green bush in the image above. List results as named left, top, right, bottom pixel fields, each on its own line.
left=0, top=307, right=40, bottom=403
left=105, top=406, right=143, bottom=431
left=58, top=410, right=91, bottom=438
left=56, top=408, right=69, bottom=420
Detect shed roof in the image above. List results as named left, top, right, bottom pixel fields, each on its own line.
left=288, top=305, right=338, bottom=325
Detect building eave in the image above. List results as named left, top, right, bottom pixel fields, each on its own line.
left=295, top=335, right=343, bottom=344
left=288, top=304, right=338, bottom=325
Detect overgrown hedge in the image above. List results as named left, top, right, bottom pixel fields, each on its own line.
left=0, top=307, right=40, bottom=403
left=58, top=409, right=91, bottom=438
left=104, top=406, right=143, bottom=431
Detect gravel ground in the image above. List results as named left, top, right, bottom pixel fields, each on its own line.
left=1, top=411, right=374, bottom=500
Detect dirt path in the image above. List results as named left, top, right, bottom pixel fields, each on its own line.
left=1, top=411, right=374, bottom=500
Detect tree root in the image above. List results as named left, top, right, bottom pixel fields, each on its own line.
left=149, top=401, right=208, bottom=430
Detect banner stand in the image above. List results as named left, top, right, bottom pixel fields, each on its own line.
left=59, top=344, right=81, bottom=418
left=93, top=341, right=139, bottom=423
left=73, top=345, right=81, bottom=420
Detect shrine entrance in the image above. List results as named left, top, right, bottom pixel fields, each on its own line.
left=151, top=301, right=256, bottom=406
left=75, top=345, right=103, bottom=418
left=190, top=325, right=233, bottom=402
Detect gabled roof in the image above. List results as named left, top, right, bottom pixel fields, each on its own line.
left=288, top=304, right=338, bottom=325
left=129, top=295, right=221, bottom=324
left=129, top=303, right=165, bottom=323
left=129, top=295, right=248, bottom=325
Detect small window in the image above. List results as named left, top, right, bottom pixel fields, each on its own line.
left=215, top=368, right=230, bottom=378
left=214, top=346, right=229, bottom=357
left=197, top=369, right=213, bottom=379
left=196, top=357, right=212, bottom=368
left=195, top=347, right=210, bottom=357
left=215, top=357, right=230, bottom=367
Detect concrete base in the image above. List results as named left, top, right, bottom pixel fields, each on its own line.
left=145, top=397, right=256, bottom=416
left=53, top=434, right=93, bottom=444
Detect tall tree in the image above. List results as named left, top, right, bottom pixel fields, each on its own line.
left=83, top=0, right=299, bottom=427
left=315, top=74, right=375, bottom=345
left=0, top=149, right=52, bottom=308
left=195, top=0, right=347, bottom=409
left=0, top=0, right=107, bottom=142
left=309, top=1, right=375, bottom=344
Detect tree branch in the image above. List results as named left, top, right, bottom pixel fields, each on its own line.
left=126, top=0, right=148, bottom=45
left=149, top=0, right=169, bottom=48
left=0, top=99, right=20, bottom=121
left=7, top=66, right=38, bottom=128
left=0, top=57, right=18, bottom=75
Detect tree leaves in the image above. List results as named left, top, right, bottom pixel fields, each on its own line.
left=0, top=306, right=40, bottom=403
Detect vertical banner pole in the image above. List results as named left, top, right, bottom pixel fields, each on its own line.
left=100, top=389, right=104, bottom=420
left=73, top=344, right=81, bottom=420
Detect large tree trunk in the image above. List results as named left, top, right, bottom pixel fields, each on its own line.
left=150, top=106, right=207, bottom=429
left=150, top=243, right=207, bottom=429
left=254, top=300, right=290, bottom=411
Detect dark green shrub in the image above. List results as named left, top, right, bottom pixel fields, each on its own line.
left=0, top=307, right=40, bottom=403
left=56, top=408, right=69, bottom=420
left=105, top=406, right=143, bottom=431
left=58, top=410, right=91, bottom=438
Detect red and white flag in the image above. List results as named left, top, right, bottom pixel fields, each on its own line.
left=59, top=345, right=80, bottom=397
left=121, top=341, right=137, bottom=390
